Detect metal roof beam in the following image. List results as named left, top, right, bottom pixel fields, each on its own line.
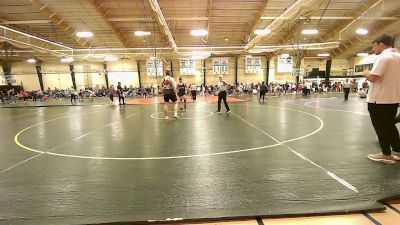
left=91, top=0, right=127, bottom=48
left=147, top=0, right=178, bottom=53
left=246, top=0, right=269, bottom=42
left=30, top=0, right=92, bottom=48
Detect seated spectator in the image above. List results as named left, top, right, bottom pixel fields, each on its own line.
left=358, top=88, right=367, bottom=98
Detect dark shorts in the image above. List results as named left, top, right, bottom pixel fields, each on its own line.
left=164, top=93, right=177, bottom=102
left=178, top=91, right=185, bottom=97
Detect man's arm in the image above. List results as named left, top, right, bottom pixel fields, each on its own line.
left=160, top=80, right=164, bottom=92
left=363, top=69, right=381, bottom=83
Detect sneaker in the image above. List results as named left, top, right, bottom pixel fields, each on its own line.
left=392, top=151, right=400, bottom=160
left=216, top=111, right=221, bottom=114
left=174, top=113, right=179, bottom=118
left=180, top=107, right=183, bottom=111
left=226, top=110, right=231, bottom=113
left=164, top=115, right=169, bottom=119
left=367, top=153, right=396, bottom=164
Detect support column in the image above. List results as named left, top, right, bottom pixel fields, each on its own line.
left=325, top=59, right=332, bottom=84
left=69, top=64, right=76, bottom=89
left=266, top=59, right=270, bottom=84
left=235, top=56, right=238, bottom=85
left=137, top=61, right=142, bottom=88
left=1, top=61, right=12, bottom=86
left=170, top=60, right=173, bottom=77
left=103, top=64, right=109, bottom=88
left=35, top=65, right=44, bottom=91
left=203, top=60, right=206, bottom=86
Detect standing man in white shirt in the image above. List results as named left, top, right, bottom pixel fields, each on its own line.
left=190, top=83, right=197, bottom=100
left=216, top=75, right=231, bottom=113
left=363, top=34, right=400, bottom=164
left=343, top=79, right=352, bottom=100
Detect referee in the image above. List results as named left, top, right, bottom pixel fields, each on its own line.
left=216, top=75, right=230, bottom=113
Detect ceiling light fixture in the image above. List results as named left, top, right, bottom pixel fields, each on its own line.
left=317, top=53, right=330, bottom=57
left=281, top=53, right=290, bottom=58
left=76, top=31, right=93, bottom=38
left=61, top=57, right=74, bottom=63
left=191, top=52, right=211, bottom=60
left=302, top=29, right=318, bottom=35
left=356, top=28, right=368, bottom=35
left=135, top=31, right=151, bottom=36
left=254, top=29, right=271, bottom=35
left=356, top=52, right=369, bottom=57
left=104, top=55, right=118, bottom=62
left=27, top=58, right=36, bottom=63
left=191, top=29, right=208, bottom=36
left=149, top=56, right=156, bottom=60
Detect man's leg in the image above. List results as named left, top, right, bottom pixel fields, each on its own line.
left=385, top=104, right=400, bottom=155
left=164, top=103, right=169, bottom=118
left=217, top=93, right=222, bottom=112
left=368, top=103, right=392, bottom=155
left=173, top=101, right=178, bottom=118
left=367, top=103, right=397, bottom=164
left=222, top=91, right=230, bottom=112
left=395, top=107, right=400, bottom=123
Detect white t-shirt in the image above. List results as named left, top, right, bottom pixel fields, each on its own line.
left=367, top=48, right=400, bottom=104
left=343, top=81, right=351, bottom=88
left=218, top=80, right=227, bottom=92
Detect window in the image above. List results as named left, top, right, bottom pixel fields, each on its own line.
left=179, top=59, right=196, bottom=75
left=245, top=57, right=262, bottom=73
left=213, top=58, right=229, bottom=74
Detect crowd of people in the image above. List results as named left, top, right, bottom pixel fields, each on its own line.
left=1, top=78, right=369, bottom=105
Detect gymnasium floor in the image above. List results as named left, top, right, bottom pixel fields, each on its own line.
left=0, top=94, right=399, bottom=225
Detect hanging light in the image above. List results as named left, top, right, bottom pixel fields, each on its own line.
left=302, top=29, right=318, bottom=35
left=27, top=58, right=36, bottom=63
left=191, top=29, right=208, bottom=36
left=104, top=55, right=118, bottom=62
left=135, top=31, right=151, bottom=36
left=356, top=53, right=369, bottom=57
left=356, top=28, right=368, bottom=35
left=61, top=57, right=74, bottom=63
left=254, top=29, right=271, bottom=35
left=317, top=53, right=330, bottom=57
left=76, top=31, right=93, bottom=38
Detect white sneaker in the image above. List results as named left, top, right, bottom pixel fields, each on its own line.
left=226, top=110, right=231, bottom=113
left=174, top=113, right=179, bottom=118
left=164, top=115, right=169, bottom=119
left=216, top=111, right=221, bottom=114
left=367, top=153, right=396, bottom=164
left=392, top=151, right=400, bottom=160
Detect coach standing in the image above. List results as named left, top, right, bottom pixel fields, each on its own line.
left=364, top=34, right=400, bottom=164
